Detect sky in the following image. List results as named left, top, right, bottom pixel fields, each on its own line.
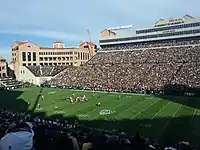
left=0, top=0, right=200, bottom=61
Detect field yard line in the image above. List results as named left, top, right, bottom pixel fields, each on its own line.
left=152, top=101, right=171, bottom=119
left=130, top=99, right=159, bottom=119
left=190, top=108, right=197, bottom=125
left=114, top=98, right=157, bottom=119
left=159, top=104, right=183, bottom=136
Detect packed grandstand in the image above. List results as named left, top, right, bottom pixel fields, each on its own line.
left=0, top=15, right=200, bottom=150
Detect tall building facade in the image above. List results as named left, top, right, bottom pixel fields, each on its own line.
left=99, top=14, right=200, bottom=48
left=0, top=57, right=7, bottom=78
left=11, top=41, right=96, bottom=78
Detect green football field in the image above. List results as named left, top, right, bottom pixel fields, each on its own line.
left=1, top=87, right=200, bottom=146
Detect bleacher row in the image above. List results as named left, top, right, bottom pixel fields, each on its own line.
left=0, top=78, right=23, bottom=89
left=100, top=39, right=200, bottom=51
left=26, top=65, right=68, bottom=77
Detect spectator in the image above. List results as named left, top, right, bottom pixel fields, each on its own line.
left=0, top=122, right=34, bottom=150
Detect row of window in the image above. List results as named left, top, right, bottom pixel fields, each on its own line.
left=39, top=52, right=74, bottom=55
left=136, top=22, right=200, bottom=34
left=0, top=66, right=5, bottom=71
left=39, top=57, right=73, bottom=61
left=0, top=59, right=6, bottom=62
left=22, top=52, right=36, bottom=61
left=12, top=53, right=16, bottom=56
left=22, top=52, right=89, bottom=62
left=0, top=73, right=6, bottom=78
left=39, top=54, right=89, bottom=61
left=100, top=29, right=200, bottom=43
left=22, top=62, right=75, bottom=66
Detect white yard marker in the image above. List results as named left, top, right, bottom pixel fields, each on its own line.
left=190, top=108, right=197, bottom=125
left=131, top=100, right=159, bottom=119
left=160, top=104, right=183, bottom=136
left=152, top=101, right=171, bottom=119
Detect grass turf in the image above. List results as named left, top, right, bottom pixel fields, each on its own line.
left=1, top=87, right=200, bottom=147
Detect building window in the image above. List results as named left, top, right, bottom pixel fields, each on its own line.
left=62, top=63, right=65, bottom=65
left=28, top=63, right=31, bottom=66
left=22, top=52, right=26, bottom=61
left=2, top=66, right=4, bottom=70
left=49, top=63, right=52, bottom=65
left=78, top=52, right=80, bottom=59
left=49, top=57, right=52, bottom=61
left=33, top=52, right=36, bottom=61
left=23, top=63, right=26, bottom=66
left=44, top=63, right=48, bottom=66
left=40, top=63, right=43, bottom=66
left=28, top=52, right=31, bottom=61
left=39, top=57, right=43, bottom=61
left=33, top=63, right=36, bottom=66
left=44, top=57, right=48, bottom=61
left=53, top=63, right=57, bottom=66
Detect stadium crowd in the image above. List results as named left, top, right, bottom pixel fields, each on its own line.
left=0, top=108, right=194, bottom=150
left=44, top=45, right=200, bottom=95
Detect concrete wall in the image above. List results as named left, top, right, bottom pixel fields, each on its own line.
left=18, top=66, right=38, bottom=85
left=17, top=66, right=53, bottom=85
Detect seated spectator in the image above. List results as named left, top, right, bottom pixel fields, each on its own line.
left=0, top=122, right=34, bottom=150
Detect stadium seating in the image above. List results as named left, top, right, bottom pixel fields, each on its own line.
left=100, top=39, right=200, bottom=51
left=26, top=65, right=68, bottom=77
left=45, top=45, right=200, bottom=95
left=0, top=78, right=23, bottom=89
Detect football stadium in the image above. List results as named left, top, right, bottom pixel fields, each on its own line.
left=1, top=14, right=200, bottom=150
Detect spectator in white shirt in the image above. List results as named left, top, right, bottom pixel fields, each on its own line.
left=0, top=122, right=34, bottom=150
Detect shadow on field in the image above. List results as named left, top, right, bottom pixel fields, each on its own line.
left=1, top=88, right=200, bottom=148
left=30, top=88, right=43, bottom=113
left=0, top=90, right=28, bottom=112
left=155, top=84, right=200, bottom=109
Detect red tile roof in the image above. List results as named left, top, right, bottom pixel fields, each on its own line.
left=15, top=41, right=28, bottom=45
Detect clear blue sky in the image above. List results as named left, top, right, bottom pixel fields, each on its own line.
left=0, top=0, right=199, bottom=61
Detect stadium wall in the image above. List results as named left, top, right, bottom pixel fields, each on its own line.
left=17, top=66, right=52, bottom=85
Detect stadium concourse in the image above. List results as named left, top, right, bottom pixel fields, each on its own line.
left=1, top=40, right=200, bottom=150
